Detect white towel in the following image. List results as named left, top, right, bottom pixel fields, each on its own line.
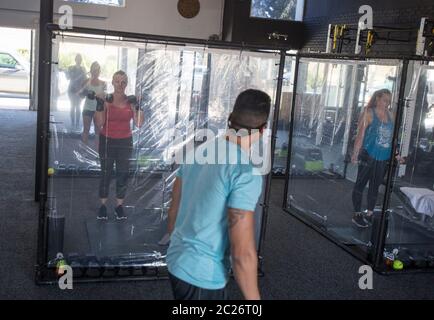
left=400, top=187, right=434, bottom=217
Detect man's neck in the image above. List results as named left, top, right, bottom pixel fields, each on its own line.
left=225, top=134, right=251, bottom=153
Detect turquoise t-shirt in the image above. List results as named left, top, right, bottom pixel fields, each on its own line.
left=166, top=137, right=263, bottom=290
left=362, top=109, right=394, bottom=161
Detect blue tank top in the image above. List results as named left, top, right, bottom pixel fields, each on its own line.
left=362, top=109, right=393, bottom=161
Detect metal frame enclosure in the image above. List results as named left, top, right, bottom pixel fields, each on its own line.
left=283, top=52, right=434, bottom=274
left=34, top=23, right=288, bottom=284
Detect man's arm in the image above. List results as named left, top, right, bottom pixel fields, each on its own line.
left=228, top=208, right=260, bottom=300
left=168, top=177, right=182, bottom=235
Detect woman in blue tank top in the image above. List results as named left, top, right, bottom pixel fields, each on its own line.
left=351, top=89, right=394, bottom=228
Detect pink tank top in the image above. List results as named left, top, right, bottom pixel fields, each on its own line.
left=101, top=102, right=134, bottom=139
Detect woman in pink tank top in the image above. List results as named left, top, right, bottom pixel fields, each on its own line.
left=95, top=70, right=144, bottom=220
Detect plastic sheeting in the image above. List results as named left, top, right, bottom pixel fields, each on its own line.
left=399, top=188, right=434, bottom=217
left=384, top=64, right=434, bottom=267
left=273, top=55, right=296, bottom=176
left=285, top=58, right=402, bottom=254
left=45, top=33, right=280, bottom=274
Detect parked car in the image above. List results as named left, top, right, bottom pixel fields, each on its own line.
left=0, top=50, right=30, bottom=95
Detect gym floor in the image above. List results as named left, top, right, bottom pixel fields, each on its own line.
left=1, top=109, right=434, bottom=300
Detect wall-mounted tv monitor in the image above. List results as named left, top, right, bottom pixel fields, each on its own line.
left=250, top=0, right=304, bottom=21
left=64, top=0, right=125, bottom=7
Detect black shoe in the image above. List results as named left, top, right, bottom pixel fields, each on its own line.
left=364, top=213, right=374, bottom=225
left=97, top=205, right=108, bottom=220
left=115, top=205, right=127, bottom=220
left=352, top=213, right=369, bottom=228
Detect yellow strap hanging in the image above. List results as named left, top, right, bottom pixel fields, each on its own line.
left=366, top=30, right=374, bottom=54
left=340, top=25, right=346, bottom=37
left=333, top=25, right=339, bottom=50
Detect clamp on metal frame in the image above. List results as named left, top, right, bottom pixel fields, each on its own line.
left=268, top=32, right=288, bottom=41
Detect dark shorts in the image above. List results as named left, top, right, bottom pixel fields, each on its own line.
left=169, top=273, right=227, bottom=300
left=82, top=110, right=95, bottom=118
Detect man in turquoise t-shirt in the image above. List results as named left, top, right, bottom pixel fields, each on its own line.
left=166, top=89, right=271, bottom=300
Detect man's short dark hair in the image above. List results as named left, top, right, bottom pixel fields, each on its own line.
left=229, top=89, right=271, bottom=130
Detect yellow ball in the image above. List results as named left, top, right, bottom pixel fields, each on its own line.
left=393, top=260, right=404, bottom=270
left=48, top=168, right=55, bottom=176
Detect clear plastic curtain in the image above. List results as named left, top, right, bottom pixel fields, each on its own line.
left=45, top=33, right=279, bottom=274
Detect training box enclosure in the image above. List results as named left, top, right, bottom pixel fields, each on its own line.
left=284, top=55, right=434, bottom=273
left=37, top=29, right=281, bottom=283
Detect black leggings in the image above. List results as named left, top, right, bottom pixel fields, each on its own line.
left=352, top=149, right=388, bottom=213
left=99, top=135, right=132, bottom=199
left=169, top=273, right=228, bottom=300
left=68, top=92, right=82, bottom=128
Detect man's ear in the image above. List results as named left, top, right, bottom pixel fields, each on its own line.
left=228, top=113, right=233, bottom=126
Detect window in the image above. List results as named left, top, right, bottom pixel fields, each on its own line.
left=250, top=0, right=304, bottom=21
left=63, top=0, right=125, bottom=7
left=0, top=53, right=18, bottom=69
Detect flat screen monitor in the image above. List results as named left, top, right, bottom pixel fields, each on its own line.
left=250, top=0, right=304, bottom=21
left=64, top=0, right=125, bottom=7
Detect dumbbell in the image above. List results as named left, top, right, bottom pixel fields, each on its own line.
left=83, top=91, right=113, bottom=111
left=410, top=251, right=428, bottom=268
left=397, top=250, right=413, bottom=268
left=127, top=95, right=141, bottom=111
left=92, top=93, right=114, bottom=111
left=96, top=94, right=114, bottom=111
left=80, top=89, right=97, bottom=100
left=67, top=164, right=78, bottom=175
left=426, top=252, right=434, bottom=268
left=84, top=89, right=113, bottom=103
left=78, top=166, right=88, bottom=175
left=79, top=88, right=90, bottom=98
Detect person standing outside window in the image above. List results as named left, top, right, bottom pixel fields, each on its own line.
left=66, top=54, right=87, bottom=131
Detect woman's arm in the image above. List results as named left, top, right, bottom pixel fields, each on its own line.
left=75, top=77, right=89, bottom=95
left=129, top=97, right=144, bottom=128
left=96, top=81, right=107, bottom=100
left=78, top=79, right=90, bottom=97
left=133, top=109, right=144, bottom=128
left=352, top=109, right=372, bottom=163
left=94, top=103, right=106, bottom=130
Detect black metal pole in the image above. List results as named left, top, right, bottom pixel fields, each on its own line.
left=47, top=24, right=293, bottom=52
left=29, top=29, right=34, bottom=110
left=297, top=52, right=434, bottom=62
left=258, top=50, right=287, bottom=257
left=373, top=59, right=410, bottom=268
left=174, top=51, right=184, bottom=125
left=35, top=0, right=54, bottom=281
left=35, top=0, right=54, bottom=201
left=189, top=52, right=198, bottom=123
left=198, top=53, right=211, bottom=130
left=283, top=55, right=300, bottom=209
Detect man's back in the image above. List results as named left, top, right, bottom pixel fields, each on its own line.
left=167, top=137, right=263, bottom=290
